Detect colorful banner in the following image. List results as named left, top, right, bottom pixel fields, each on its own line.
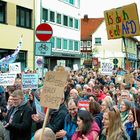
left=104, top=3, right=140, bottom=39
left=0, top=36, right=23, bottom=67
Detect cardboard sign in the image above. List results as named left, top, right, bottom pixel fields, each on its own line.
left=104, top=3, right=140, bottom=39
left=40, top=71, right=68, bottom=109
left=0, top=73, right=16, bottom=85
left=115, top=75, right=124, bottom=84
left=9, top=62, right=21, bottom=74
left=22, top=74, right=38, bottom=89
left=78, top=101, right=89, bottom=110
left=73, top=64, right=79, bottom=71
left=124, top=73, right=133, bottom=85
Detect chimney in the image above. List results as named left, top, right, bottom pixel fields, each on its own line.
left=84, top=14, right=88, bottom=21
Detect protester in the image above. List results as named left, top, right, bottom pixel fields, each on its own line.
left=124, top=108, right=140, bottom=140
left=88, top=100, right=103, bottom=129
left=56, top=98, right=78, bottom=140
left=72, top=110, right=100, bottom=140
left=98, top=106, right=127, bottom=140
left=34, top=127, right=56, bottom=140
left=46, top=97, right=68, bottom=137
left=4, top=90, right=32, bottom=140
left=120, top=99, right=131, bottom=126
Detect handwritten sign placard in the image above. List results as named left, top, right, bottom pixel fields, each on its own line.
left=40, top=71, right=68, bottom=109
left=101, top=62, right=113, bottom=75
left=104, top=3, right=140, bottom=39
left=115, top=75, right=124, bottom=84
left=124, top=73, right=133, bottom=85
left=22, top=74, right=38, bottom=89
left=0, top=73, right=16, bottom=86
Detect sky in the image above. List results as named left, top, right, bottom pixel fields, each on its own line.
left=80, top=0, right=140, bottom=18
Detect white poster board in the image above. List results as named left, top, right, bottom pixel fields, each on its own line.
left=101, top=62, right=113, bottom=75
left=0, top=73, right=16, bottom=86
left=9, top=62, right=21, bottom=74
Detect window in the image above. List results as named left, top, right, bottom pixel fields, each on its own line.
left=69, top=40, right=73, bottom=50
left=95, top=38, right=101, bottom=45
left=56, top=38, right=61, bottom=49
left=49, top=37, right=55, bottom=48
left=74, top=41, right=79, bottom=51
left=87, top=41, right=91, bottom=46
left=63, top=15, right=68, bottom=26
left=0, top=1, right=6, bottom=23
left=50, top=11, right=55, bottom=22
left=43, top=8, right=48, bottom=21
left=77, top=0, right=80, bottom=8
left=74, top=19, right=79, bottom=29
left=16, top=6, right=32, bottom=28
left=63, top=39, right=67, bottom=50
left=69, top=0, right=74, bottom=5
left=56, top=13, right=61, bottom=24
left=69, top=17, right=73, bottom=27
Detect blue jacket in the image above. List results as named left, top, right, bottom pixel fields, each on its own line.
left=63, top=114, right=77, bottom=140
left=125, top=122, right=137, bottom=140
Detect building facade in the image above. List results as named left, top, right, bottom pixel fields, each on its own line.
left=35, top=0, right=81, bottom=70
left=0, top=0, right=34, bottom=71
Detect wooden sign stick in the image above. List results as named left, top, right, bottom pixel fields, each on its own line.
left=39, top=108, right=49, bottom=140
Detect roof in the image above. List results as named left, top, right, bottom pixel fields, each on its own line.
left=81, top=17, right=104, bottom=41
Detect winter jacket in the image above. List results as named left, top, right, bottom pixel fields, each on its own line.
left=63, top=114, right=77, bottom=140
left=5, top=101, right=32, bottom=140
left=72, top=121, right=100, bottom=140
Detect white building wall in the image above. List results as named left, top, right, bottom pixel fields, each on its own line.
left=92, top=21, right=124, bottom=59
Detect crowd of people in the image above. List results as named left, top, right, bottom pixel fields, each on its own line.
left=0, top=67, right=140, bottom=140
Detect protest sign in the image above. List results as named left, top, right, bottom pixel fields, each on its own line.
left=22, top=74, right=38, bottom=89
left=0, top=73, right=16, bottom=86
left=124, top=73, right=133, bottom=85
left=101, top=62, right=113, bottom=75
left=78, top=101, right=89, bottom=110
left=104, top=3, right=140, bottom=39
left=40, top=71, right=68, bottom=109
left=9, top=62, right=21, bottom=74
left=115, top=75, right=124, bottom=84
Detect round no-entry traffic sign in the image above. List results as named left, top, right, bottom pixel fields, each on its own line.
left=36, top=23, right=53, bottom=41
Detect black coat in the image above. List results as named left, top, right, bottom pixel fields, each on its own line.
left=47, top=103, right=68, bottom=133
left=5, top=102, right=32, bottom=140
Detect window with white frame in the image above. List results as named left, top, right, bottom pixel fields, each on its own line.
left=95, top=38, right=101, bottom=45
left=74, top=19, right=79, bottom=29
left=69, top=17, right=73, bottom=27
left=69, top=40, right=73, bottom=50
left=50, top=11, right=55, bottom=22
left=74, top=41, right=79, bottom=51
left=43, top=8, right=48, bottom=21
left=56, top=38, right=61, bottom=49
left=56, top=13, right=61, bottom=24
left=63, top=39, right=68, bottom=50
left=63, top=15, right=68, bottom=26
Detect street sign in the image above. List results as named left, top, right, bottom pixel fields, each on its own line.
left=36, top=23, right=53, bottom=41
left=113, top=58, right=118, bottom=64
left=35, top=42, right=52, bottom=56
